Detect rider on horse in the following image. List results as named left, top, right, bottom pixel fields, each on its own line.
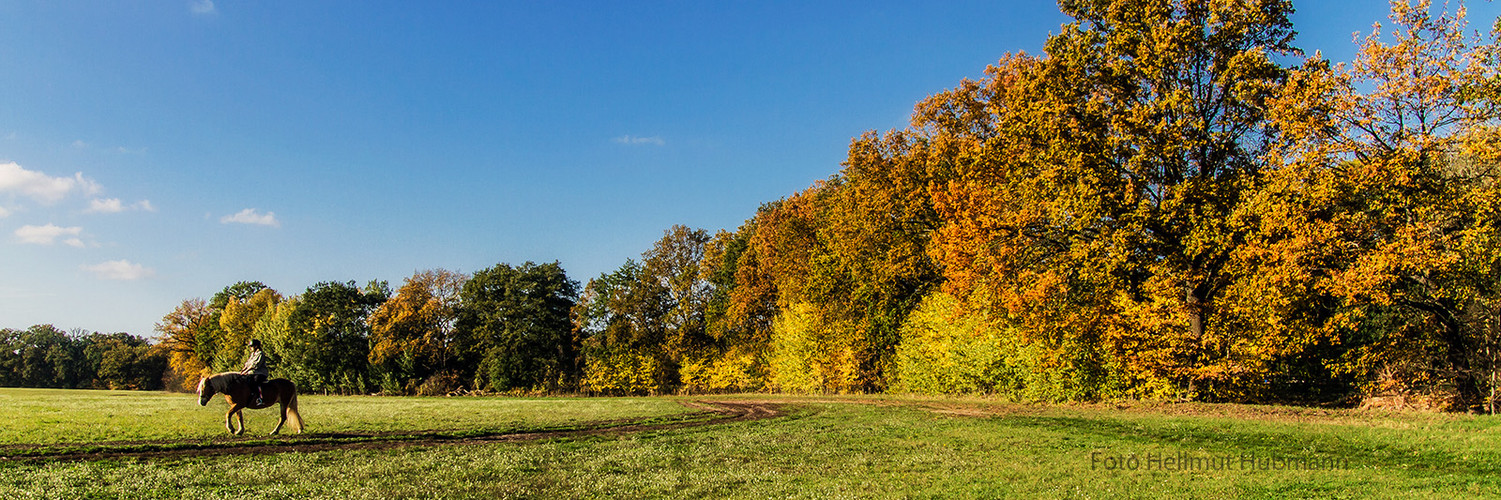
left=241, top=339, right=269, bottom=406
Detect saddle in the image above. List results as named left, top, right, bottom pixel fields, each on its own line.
left=231, top=373, right=263, bottom=389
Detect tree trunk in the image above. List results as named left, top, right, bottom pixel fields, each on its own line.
left=1185, top=287, right=1206, bottom=399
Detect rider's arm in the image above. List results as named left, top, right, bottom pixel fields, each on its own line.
left=241, top=351, right=260, bottom=374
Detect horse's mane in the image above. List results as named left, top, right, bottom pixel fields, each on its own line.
left=208, top=372, right=243, bottom=392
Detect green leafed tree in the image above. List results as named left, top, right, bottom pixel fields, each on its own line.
left=456, top=262, right=579, bottom=392
left=279, top=281, right=387, bottom=394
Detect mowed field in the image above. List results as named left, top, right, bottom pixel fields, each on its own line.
left=1, top=388, right=1498, bottom=498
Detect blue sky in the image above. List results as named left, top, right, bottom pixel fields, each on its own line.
left=2, top=1, right=1495, bottom=337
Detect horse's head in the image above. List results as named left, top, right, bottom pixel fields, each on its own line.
left=196, top=376, right=214, bottom=406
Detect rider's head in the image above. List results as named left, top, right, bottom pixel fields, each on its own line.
left=247, top=339, right=262, bottom=350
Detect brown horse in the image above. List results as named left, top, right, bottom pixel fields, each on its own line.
left=196, top=372, right=304, bottom=435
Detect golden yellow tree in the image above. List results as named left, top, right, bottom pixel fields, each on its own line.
left=367, top=269, right=467, bottom=391
left=929, top=0, right=1301, bottom=399
left=215, top=287, right=281, bottom=372
left=1255, top=0, right=1501, bottom=410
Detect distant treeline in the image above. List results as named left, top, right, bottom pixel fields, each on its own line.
left=155, top=264, right=579, bottom=396
left=0, top=325, right=167, bottom=390
left=13, top=1, right=1501, bottom=412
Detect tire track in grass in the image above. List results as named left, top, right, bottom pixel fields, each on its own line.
left=0, top=401, right=783, bottom=463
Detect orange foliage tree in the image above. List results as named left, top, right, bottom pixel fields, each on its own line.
left=154, top=298, right=214, bottom=391
left=1255, top=0, right=1501, bottom=410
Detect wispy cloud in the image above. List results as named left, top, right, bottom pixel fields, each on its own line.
left=88, top=198, right=124, bottom=213
left=220, top=208, right=280, bottom=228
left=0, top=206, right=9, bottom=218
left=86, top=198, right=155, bottom=214
left=82, top=260, right=155, bottom=281
left=190, top=0, right=216, bottom=15
left=0, top=161, right=101, bottom=204
left=14, top=224, right=83, bottom=245
left=613, top=135, right=666, bottom=146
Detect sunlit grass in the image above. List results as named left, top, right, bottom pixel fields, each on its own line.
left=2, top=391, right=1498, bottom=498
left=0, top=388, right=692, bottom=445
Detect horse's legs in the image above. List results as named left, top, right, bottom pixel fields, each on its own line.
left=225, top=404, right=247, bottom=435
left=271, top=400, right=286, bottom=435
left=224, top=405, right=239, bottom=434
left=270, top=389, right=289, bottom=435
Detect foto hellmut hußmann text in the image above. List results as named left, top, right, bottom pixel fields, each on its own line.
left=1090, top=451, right=1349, bottom=472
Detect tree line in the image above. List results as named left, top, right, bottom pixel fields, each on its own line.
left=153, top=262, right=578, bottom=395
left=9, top=1, right=1499, bottom=412
left=568, top=0, right=1501, bottom=412
left=0, top=325, right=167, bottom=390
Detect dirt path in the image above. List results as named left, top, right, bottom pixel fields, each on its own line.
left=0, top=400, right=783, bottom=463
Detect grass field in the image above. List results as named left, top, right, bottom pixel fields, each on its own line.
left=1, top=389, right=1498, bottom=498
left=0, top=388, right=691, bottom=445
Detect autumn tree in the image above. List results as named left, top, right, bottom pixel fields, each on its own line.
left=733, top=190, right=838, bottom=391
left=184, top=281, right=271, bottom=372
left=367, top=269, right=468, bottom=393
left=693, top=226, right=770, bottom=391
left=578, top=227, right=730, bottom=393
left=814, top=131, right=947, bottom=391
left=641, top=226, right=715, bottom=383
left=929, top=0, right=1301, bottom=399
left=155, top=298, right=215, bottom=391
left=1257, top=0, right=1501, bottom=410
left=577, top=260, right=669, bottom=394
left=214, top=287, right=281, bottom=373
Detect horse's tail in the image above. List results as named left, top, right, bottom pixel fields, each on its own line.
left=285, top=383, right=304, bottom=433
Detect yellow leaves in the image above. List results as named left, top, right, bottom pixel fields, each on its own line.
left=367, top=269, right=466, bottom=369
left=581, top=349, right=661, bottom=395
left=679, top=346, right=763, bottom=393
left=1341, top=0, right=1499, bottom=157
left=216, top=288, right=280, bottom=370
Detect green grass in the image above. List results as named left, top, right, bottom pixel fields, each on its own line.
left=0, top=388, right=692, bottom=445
left=2, top=391, right=1499, bottom=498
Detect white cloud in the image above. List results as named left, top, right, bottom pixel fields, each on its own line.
left=220, top=208, right=280, bottom=227
left=613, top=135, right=666, bottom=146
left=88, top=198, right=124, bottom=213
left=86, top=198, right=155, bottom=214
left=0, top=161, right=100, bottom=204
left=71, top=139, right=89, bottom=149
left=14, top=224, right=83, bottom=245
left=0, top=206, right=9, bottom=218
left=82, top=260, right=155, bottom=281
left=190, top=0, right=216, bottom=15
